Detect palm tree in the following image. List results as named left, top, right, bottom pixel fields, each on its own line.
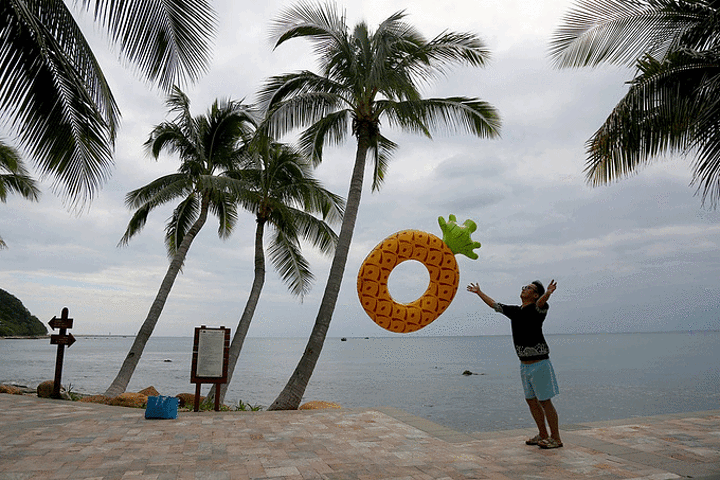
left=549, top=0, right=720, bottom=207
left=259, top=2, right=501, bottom=410
left=104, top=88, right=256, bottom=398
left=207, top=135, right=344, bottom=406
left=0, top=141, right=40, bottom=249
left=1, top=0, right=216, bottom=210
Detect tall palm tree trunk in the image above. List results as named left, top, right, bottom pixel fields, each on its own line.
left=104, top=200, right=210, bottom=397
left=269, top=133, right=371, bottom=410
left=207, top=219, right=266, bottom=406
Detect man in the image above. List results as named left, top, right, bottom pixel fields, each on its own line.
left=467, top=279, right=562, bottom=449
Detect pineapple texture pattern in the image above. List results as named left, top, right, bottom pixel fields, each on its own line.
left=357, top=230, right=459, bottom=333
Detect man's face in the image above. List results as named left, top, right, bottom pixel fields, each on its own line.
left=520, top=284, right=539, bottom=302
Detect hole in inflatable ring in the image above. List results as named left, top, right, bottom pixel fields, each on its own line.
left=387, top=259, right=430, bottom=304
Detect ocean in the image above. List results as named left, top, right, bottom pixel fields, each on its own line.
left=1, top=332, right=718, bottom=433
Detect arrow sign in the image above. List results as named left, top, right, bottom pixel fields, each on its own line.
left=49, top=316, right=73, bottom=330
left=51, top=333, right=76, bottom=347
left=48, top=307, right=75, bottom=399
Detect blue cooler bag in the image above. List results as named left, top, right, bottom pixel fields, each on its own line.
left=145, top=395, right=179, bottom=419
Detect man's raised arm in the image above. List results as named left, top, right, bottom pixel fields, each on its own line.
left=467, top=283, right=498, bottom=310
left=536, top=279, right=557, bottom=309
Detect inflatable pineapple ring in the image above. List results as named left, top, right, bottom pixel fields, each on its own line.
left=357, top=215, right=481, bottom=333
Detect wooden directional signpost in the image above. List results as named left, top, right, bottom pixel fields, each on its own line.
left=49, top=307, right=75, bottom=399
left=191, top=325, right=230, bottom=412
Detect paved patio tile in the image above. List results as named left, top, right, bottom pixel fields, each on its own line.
left=1, top=395, right=718, bottom=480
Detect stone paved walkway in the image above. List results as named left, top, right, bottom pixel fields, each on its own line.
left=1, top=395, right=718, bottom=479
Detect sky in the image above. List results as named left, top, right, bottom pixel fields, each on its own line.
left=2, top=0, right=719, bottom=340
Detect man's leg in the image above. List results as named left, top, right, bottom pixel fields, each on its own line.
left=539, top=398, right=561, bottom=443
left=526, top=397, right=549, bottom=439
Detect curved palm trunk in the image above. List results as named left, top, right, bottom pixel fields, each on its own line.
left=104, top=199, right=210, bottom=397
left=268, top=132, right=371, bottom=410
left=207, top=219, right=266, bottom=406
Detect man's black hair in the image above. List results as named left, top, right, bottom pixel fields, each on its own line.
left=531, top=280, right=545, bottom=297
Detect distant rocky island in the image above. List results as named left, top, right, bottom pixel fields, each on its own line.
left=0, top=288, right=48, bottom=337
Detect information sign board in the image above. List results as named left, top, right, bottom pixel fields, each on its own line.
left=190, top=325, right=230, bottom=411
left=191, top=326, right=230, bottom=384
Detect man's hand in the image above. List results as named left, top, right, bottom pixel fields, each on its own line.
left=467, top=282, right=498, bottom=310
left=536, top=279, right=556, bottom=309
left=546, top=279, right=557, bottom=296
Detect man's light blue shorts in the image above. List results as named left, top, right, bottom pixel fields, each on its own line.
left=520, top=359, right=559, bottom=401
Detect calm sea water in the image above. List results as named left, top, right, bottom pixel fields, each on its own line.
left=1, top=332, right=718, bottom=433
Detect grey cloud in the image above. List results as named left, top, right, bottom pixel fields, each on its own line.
left=2, top=0, right=718, bottom=339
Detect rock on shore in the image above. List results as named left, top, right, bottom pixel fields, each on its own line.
left=299, top=401, right=342, bottom=410
left=36, top=380, right=71, bottom=400
left=0, top=384, right=25, bottom=395
left=0, top=382, right=221, bottom=411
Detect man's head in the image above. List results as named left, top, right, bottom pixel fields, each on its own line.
left=520, top=280, right=544, bottom=303
left=531, top=280, right=545, bottom=297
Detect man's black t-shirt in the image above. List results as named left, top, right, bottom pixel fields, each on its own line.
left=495, top=302, right=550, bottom=361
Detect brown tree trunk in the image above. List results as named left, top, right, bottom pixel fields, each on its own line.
left=104, top=198, right=210, bottom=398
left=207, top=219, right=266, bottom=406
left=268, top=132, right=370, bottom=410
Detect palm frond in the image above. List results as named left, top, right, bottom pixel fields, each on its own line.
left=549, top=0, right=702, bottom=68
left=79, top=0, right=217, bottom=90
left=375, top=99, right=429, bottom=137
left=412, top=31, right=492, bottom=76
left=265, top=90, right=346, bottom=141
left=146, top=89, right=203, bottom=161
left=266, top=2, right=500, bottom=180
left=1, top=0, right=117, bottom=210
left=382, top=97, right=502, bottom=138
left=267, top=227, right=314, bottom=299
left=0, top=141, right=40, bottom=202
left=677, top=2, right=720, bottom=51
left=297, top=179, right=345, bottom=225
left=145, top=123, right=200, bottom=162
left=203, top=102, right=258, bottom=170
left=226, top=133, right=345, bottom=300
left=296, top=110, right=349, bottom=164
left=270, top=1, right=346, bottom=56
left=550, top=0, right=720, bottom=206
left=369, top=135, right=398, bottom=192
left=271, top=172, right=344, bottom=226
left=165, top=87, right=194, bottom=123
left=283, top=205, right=339, bottom=255
left=125, top=87, right=258, bottom=251
left=207, top=189, right=238, bottom=239
left=584, top=51, right=712, bottom=185
left=0, top=141, right=21, bottom=172
left=118, top=203, right=152, bottom=247
left=165, top=194, right=200, bottom=257
left=0, top=171, right=41, bottom=203
left=258, top=71, right=346, bottom=114
left=685, top=54, right=720, bottom=206
left=124, top=174, right=193, bottom=209
left=120, top=176, right=197, bottom=248
left=373, top=9, right=415, bottom=41
left=692, top=126, right=720, bottom=207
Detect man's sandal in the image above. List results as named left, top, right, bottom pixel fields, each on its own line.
left=538, top=438, right=564, bottom=449
left=525, top=434, right=546, bottom=445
